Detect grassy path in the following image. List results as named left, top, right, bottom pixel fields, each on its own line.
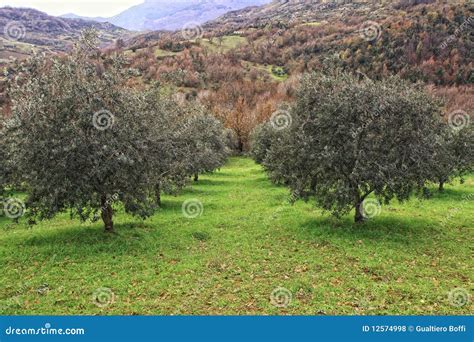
left=0, top=157, right=472, bottom=314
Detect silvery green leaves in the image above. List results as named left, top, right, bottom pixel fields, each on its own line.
left=430, top=122, right=473, bottom=192
left=141, top=90, right=228, bottom=204
left=179, top=110, right=229, bottom=179
left=2, top=32, right=160, bottom=231
left=2, top=37, right=230, bottom=231
left=250, top=121, right=284, bottom=165
left=256, top=72, right=444, bottom=222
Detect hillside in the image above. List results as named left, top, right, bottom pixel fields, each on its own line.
left=124, top=0, right=472, bottom=86
left=204, top=0, right=473, bottom=84
left=114, top=0, right=472, bottom=149
left=0, top=7, right=128, bottom=63
left=1, top=1, right=472, bottom=150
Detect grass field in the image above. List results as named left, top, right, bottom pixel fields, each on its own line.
left=199, top=36, right=248, bottom=53
left=0, top=157, right=472, bottom=315
left=242, top=61, right=289, bottom=81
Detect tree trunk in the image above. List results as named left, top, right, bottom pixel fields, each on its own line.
left=237, top=136, right=244, bottom=153
left=194, top=173, right=199, bottom=182
left=438, top=180, right=445, bottom=192
left=354, top=191, right=365, bottom=223
left=101, top=195, right=114, bottom=232
left=155, top=183, right=161, bottom=206
left=355, top=200, right=365, bottom=223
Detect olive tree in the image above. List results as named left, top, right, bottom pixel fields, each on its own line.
left=3, top=32, right=161, bottom=232
left=0, top=127, right=8, bottom=196
left=179, top=106, right=229, bottom=182
left=263, top=72, right=444, bottom=223
left=140, top=85, right=193, bottom=205
left=141, top=91, right=229, bottom=201
left=432, top=126, right=474, bottom=192
left=250, top=122, right=278, bottom=165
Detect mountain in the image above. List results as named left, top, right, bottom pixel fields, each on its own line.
left=0, top=7, right=128, bottom=63
left=205, top=0, right=401, bottom=30
left=60, top=13, right=108, bottom=23
left=62, top=0, right=271, bottom=31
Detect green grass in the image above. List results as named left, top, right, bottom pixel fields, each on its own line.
left=199, top=36, right=248, bottom=53
left=242, top=61, right=288, bottom=81
left=0, top=157, right=472, bottom=315
left=299, top=21, right=325, bottom=27
left=123, top=47, right=178, bottom=59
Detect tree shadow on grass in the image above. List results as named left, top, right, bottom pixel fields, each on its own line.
left=8, top=220, right=192, bottom=262
left=297, top=215, right=443, bottom=245
left=426, top=188, right=473, bottom=203
left=189, top=179, right=230, bottom=186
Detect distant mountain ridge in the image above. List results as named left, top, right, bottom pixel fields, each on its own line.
left=60, top=13, right=108, bottom=23
left=0, top=7, right=127, bottom=63
left=61, top=0, right=271, bottom=31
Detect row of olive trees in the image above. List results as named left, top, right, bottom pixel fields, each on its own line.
left=0, top=32, right=229, bottom=232
left=250, top=71, right=473, bottom=223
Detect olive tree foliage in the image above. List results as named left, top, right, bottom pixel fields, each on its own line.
left=0, top=128, right=9, bottom=198
left=431, top=126, right=474, bottom=191
left=250, top=122, right=281, bottom=165
left=141, top=86, right=198, bottom=204
left=2, top=31, right=169, bottom=232
left=261, top=72, right=444, bottom=223
left=179, top=105, right=229, bottom=182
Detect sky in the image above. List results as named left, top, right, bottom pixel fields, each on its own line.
left=0, top=0, right=145, bottom=17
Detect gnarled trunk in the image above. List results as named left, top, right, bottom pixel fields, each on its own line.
left=354, top=191, right=372, bottom=223
left=438, top=180, right=445, bottom=192
left=194, top=173, right=199, bottom=182
left=155, top=183, right=161, bottom=206
left=355, top=200, right=365, bottom=223
left=101, top=195, right=114, bottom=232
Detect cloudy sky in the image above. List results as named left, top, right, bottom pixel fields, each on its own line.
left=1, top=0, right=145, bottom=17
